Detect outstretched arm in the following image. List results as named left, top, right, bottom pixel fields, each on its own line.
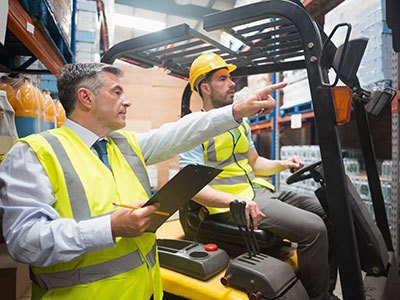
left=139, top=82, right=287, bottom=165
left=232, top=82, right=287, bottom=120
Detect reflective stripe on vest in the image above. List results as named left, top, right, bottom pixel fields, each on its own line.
left=109, top=132, right=151, bottom=197
left=205, top=125, right=252, bottom=188
left=211, top=172, right=254, bottom=185
left=205, top=149, right=248, bottom=169
left=30, top=243, right=157, bottom=291
left=203, top=125, right=255, bottom=215
left=41, top=132, right=91, bottom=221
left=31, top=129, right=159, bottom=298
left=41, top=132, right=152, bottom=222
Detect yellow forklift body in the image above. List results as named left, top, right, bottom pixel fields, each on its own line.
left=158, top=219, right=298, bottom=299
left=161, top=268, right=247, bottom=300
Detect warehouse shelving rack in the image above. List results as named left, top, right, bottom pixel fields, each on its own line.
left=390, top=45, right=400, bottom=267
left=1, top=0, right=73, bottom=75
left=250, top=111, right=315, bottom=133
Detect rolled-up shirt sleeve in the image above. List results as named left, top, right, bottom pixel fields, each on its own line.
left=138, top=104, right=240, bottom=165
left=179, top=145, right=204, bottom=168
left=247, top=126, right=255, bottom=149
left=0, top=143, right=115, bottom=267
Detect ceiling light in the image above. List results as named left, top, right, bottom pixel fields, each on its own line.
left=114, top=14, right=134, bottom=28
left=175, top=0, right=191, bottom=5
left=114, top=13, right=166, bottom=32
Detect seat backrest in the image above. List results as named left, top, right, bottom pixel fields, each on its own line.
left=179, top=199, right=205, bottom=235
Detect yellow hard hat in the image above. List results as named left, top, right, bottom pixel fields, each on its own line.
left=189, top=52, right=237, bottom=92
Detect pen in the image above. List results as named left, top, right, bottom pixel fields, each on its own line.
left=112, top=202, right=170, bottom=217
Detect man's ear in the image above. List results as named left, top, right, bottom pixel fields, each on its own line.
left=200, top=82, right=211, bottom=96
left=77, top=87, right=93, bottom=109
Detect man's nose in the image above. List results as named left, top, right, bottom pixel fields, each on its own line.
left=122, top=97, right=132, bottom=107
left=228, top=78, right=236, bottom=88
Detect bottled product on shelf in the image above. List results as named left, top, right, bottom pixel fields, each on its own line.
left=42, top=89, right=57, bottom=130
left=325, top=0, right=392, bottom=90
left=0, top=77, right=18, bottom=110
left=14, top=78, right=45, bottom=137
left=381, top=160, right=393, bottom=178
left=343, top=158, right=360, bottom=175
left=279, top=145, right=393, bottom=223
left=55, top=100, right=66, bottom=127
left=0, top=76, right=66, bottom=137
left=0, top=91, right=18, bottom=157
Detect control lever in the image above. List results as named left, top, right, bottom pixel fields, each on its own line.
left=230, top=200, right=261, bottom=258
left=238, top=201, right=257, bottom=256
left=230, top=200, right=253, bottom=258
left=249, top=214, right=260, bottom=255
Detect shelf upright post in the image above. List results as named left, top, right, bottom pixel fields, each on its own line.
left=270, top=13, right=279, bottom=187
left=271, top=71, right=279, bottom=186
left=71, top=0, right=77, bottom=62
left=391, top=49, right=400, bottom=260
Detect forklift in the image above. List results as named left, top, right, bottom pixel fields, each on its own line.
left=102, top=1, right=400, bottom=299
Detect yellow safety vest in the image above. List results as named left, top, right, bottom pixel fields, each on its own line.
left=20, top=127, right=162, bottom=300
left=203, top=123, right=275, bottom=215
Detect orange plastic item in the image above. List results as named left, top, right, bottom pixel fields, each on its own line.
left=0, top=76, right=25, bottom=112
left=43, top=90, right=57, bottom=129
left=34, top=85, right=46, bottom=121
left=15, top=79, right=37, bottom=117
left=55, top=100, right=66, bottom=127
left=331, top=86, right=353, bottom=125
left=0, top=81, right=17, bottom=109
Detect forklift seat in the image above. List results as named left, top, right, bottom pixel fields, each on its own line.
left=179, top=200, right=285, bottom=257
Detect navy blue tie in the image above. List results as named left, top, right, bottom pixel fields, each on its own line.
left=93, top=139, right=111, bottom=170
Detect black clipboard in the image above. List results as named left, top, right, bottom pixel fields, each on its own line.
left=144, top=164, right=221, bottom=232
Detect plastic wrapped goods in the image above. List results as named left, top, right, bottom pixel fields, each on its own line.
left=0, top=77, right=19, bottom=109
left=14, top=78, right=46, bottom=137
left=55, top=100, right=66, bottom=127
left=42, top=89, right=57, bottom=130
left=0, top=90, right=18, bottom=156
left=0, top=77, right=49, bottom=137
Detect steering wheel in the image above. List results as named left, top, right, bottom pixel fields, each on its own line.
left=286, top=160, right=323, bottom=185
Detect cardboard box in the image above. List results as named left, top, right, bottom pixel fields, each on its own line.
left=0, top=136, right=14, bottom=156
left=0, top=244, right=30, bottom=300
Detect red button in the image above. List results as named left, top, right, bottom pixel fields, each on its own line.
left=204, top=243, right=218, bottom=252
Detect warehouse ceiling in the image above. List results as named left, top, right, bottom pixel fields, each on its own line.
left=112, top=0, right=236, bottom=45
left=115, top=0, right=224, bottom=21
left=111, top=0, right=344, bottom=46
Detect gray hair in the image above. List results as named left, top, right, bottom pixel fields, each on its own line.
left=57, top=63, right=123, bottom=117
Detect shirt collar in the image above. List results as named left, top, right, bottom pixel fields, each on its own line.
left=64, top=119, right=103, bottom=148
